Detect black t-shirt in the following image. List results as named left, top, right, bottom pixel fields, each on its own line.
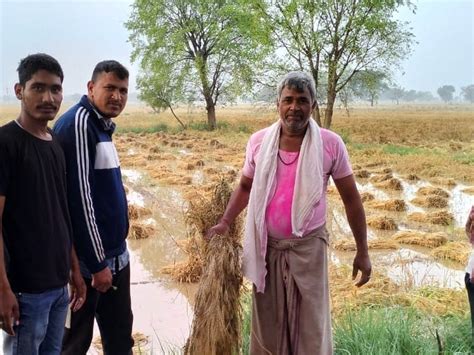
left=0, top=121, right=72, bottom=293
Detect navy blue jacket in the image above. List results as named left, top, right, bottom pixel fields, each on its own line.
left=53, top=95, right=129, bottom=274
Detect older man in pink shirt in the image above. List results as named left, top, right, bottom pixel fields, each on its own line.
left=208, top=71, right=371, bottom=354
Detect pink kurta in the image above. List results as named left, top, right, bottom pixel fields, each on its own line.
left=242, top=128, right=353, bottom=239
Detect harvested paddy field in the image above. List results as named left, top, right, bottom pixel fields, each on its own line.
left=1, top=104, right=472, bottom=352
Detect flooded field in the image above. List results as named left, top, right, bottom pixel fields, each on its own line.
left=0, top=105, right=472, bottom=353
left=111, top=119, right=472, bottom=352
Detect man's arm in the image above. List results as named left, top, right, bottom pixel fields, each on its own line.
left=0, top=196, right=19, bottom=335
left=207, top=175, right=253, bottom=238
left=53, top=116, right=111, bottom=292
left=69, top=247, right=86, bottom=312
left=467, top=206, right=474, bottom=243
left=333, top=174, right=372, bottom=287
left=465, top=206, right=474, bottom=283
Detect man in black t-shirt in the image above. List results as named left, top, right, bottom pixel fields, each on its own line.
left=0, top=54, right=86, bottom=355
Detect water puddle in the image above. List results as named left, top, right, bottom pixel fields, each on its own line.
left=192, top=170, right=205, bottom=185
left=450, top=184, right=474, bottom=226
left=122, top=169, right=143, bottom=184
left=357, top=174, right=473, bottom=228
left=94, top=171, right=193, bottom=353
left=332, top=247, right=465, bottom=289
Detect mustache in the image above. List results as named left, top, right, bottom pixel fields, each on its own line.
left=37, top=104, right=57, bottom=110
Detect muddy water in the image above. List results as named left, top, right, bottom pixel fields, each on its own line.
left=330, top=174, right=473, bottom=290
left=88, top=170, right=196, bottom=354
left=120, top=170, right=472, bottom=352
left=1, top=169, right=470, bottom=353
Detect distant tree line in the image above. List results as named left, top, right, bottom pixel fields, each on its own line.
left=126, top=0, right=470, bottom=130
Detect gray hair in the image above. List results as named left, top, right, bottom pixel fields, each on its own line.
left=277, top=71, right=316, bottom=102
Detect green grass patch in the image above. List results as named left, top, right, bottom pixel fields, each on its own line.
left=240, top=296, right=472, bottom=354
left=335, top=129, right=352, bottom=144
left=118, top=123, right=171, bottom=134
left=241, top=292, right=252, bottom=355
left=334, top=306, right=471, bottom=354
left=347, top=142, right=375, bottom=151
left=188, top=121, right=230, bottom=131
left=453, top=151, right=474, bottom=165
left=382, top=144, right=425, bottom=156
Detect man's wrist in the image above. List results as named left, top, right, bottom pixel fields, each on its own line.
left=220, top=217, right=231, bottom=227
left=355, top=247, right=369, bottom=257
left=0, top=278, right=12, bottom=292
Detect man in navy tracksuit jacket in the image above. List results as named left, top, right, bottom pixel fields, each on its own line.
left=53, top=60, right=133, bottom=355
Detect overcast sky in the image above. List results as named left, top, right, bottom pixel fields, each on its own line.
left=1, top=0, right=473, bottom=96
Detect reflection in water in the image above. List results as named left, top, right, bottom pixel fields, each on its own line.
left=385, top=249, right=465, bottom=289
left=192, top=170, right=204, bottom=185
left=357, top=174, right=474, bottom=228
left=122, top=169, right=143, bottom=183
left=127, top=191, right=145, bottom=207
left=119, top=176, right=194, bottom=352
left=332, top=248, right=465, bottom=289
left=128, top=249, right=193, bottom=352
left=396, top=175, right=428, bottom=213
left=450, top=184, right=474, bottom=227
left=329, top=171, right=474, bottom=289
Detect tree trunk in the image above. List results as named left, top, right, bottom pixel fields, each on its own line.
left=324, top=61, right=338, bottom=129
left=313, top=101, right=322, bottom=127
left=167, top=103, right=186, bottom=129
left=206, top=99, right=216, bottom=130
left=195, top=54, right=217, bottom=130
left=324, top=85, right=336, bottom=129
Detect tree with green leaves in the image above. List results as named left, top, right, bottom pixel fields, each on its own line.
left=350, top=70, right=389, bottom=106
left=437, top=85, right=455, bottom=103
left=126, top=0, right=270, bottom=130
left=461, top=85, right=474, bottom=103
left=383, top=85, right=405, bottom=105
left=254, top=0, right=414, bottom=128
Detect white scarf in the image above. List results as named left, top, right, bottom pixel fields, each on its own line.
left=242, top=118, right=324, bottom=292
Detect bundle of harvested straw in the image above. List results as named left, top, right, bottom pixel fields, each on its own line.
left=366, top=198, right=407, bottom=211
left=185, top=235, right=243, bottom=354
left=367, top=216, right=397, bottom=230
left=393, top=231, right=448, bottom=248
left=184, top=178, right=244, bottom=355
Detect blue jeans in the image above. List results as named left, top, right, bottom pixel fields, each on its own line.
left=2, top=286, right=69, bottom=355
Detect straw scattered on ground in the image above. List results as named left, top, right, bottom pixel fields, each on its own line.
left=329, top=265, right=467, bottom=317
left=128, top=204, right=152, bottom=220
left=129, top=220, right=155, bottom=239
left=392, top=231, right=448, bottom=248
left=410, top=195, right=448, bottom=208
left=369, top=173, right=393, bottom=183
left=462, top=187, right=474, bottom=195
left=360, top=192, right=375, bottom=203
left=373, top=178, right=403, bottom=191
left=366, top=199, right=407, bottom=212
left=93, top=332, right=150, bottom=353
left=431, top=177, right=457, bottom=187
left=332, top=239, right=399, bottom=251
left=161, top=235, right=204, bottom=283
left=407, top=210, right=454, bottom=226
left=405, top=174, right=420, bottom=181
left=367, top=216, right=398, bottom=230
left=431, top=241, right=471, bottom=265
left=416, top=186, right=450, bottom=198
left=354, top=169, right=370, bottom=178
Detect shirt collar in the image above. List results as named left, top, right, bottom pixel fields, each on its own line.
left=80, top=95, right=116, bottom=132
left=93, top=108, right=116, bottom=132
